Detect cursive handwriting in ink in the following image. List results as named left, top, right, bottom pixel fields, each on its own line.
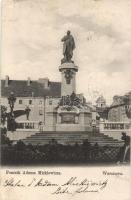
left=34, top=178, right=58, bottom=187
left=27, top=178, right=36, bottom=186
left=2, top=176, right=109, bottom=196
left=62, top=177, right=90, bottom=187
left=62, top=177, right=79, bottom=186
left=73, top=186, right=98, bottom=195
left=4, top=178, right=25, bottom=187
left=52, top=187, right=72, bottom=195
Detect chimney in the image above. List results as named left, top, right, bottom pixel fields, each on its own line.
left=27, top=77, right=31, bottom=86
left=5, top=75, right=9, bottom=87
left=38, top=78, right=49, bottom=89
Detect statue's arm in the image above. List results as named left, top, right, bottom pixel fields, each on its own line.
left=61, top=35, right=67, bottom=42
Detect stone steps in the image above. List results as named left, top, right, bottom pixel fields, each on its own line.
left=22, top=131, right=123, bottom=146
left=34, top=133, right=111, bottom=138
left=35, top=131, right=103, bottom=135
left=28, top=134, right=110, bottom=138
left=24, top=136, right=118, bottom=141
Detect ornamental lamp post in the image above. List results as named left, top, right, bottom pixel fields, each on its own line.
left=8, top=92, right=16, bottom=115
left=7, top=92, right=16, bottom=132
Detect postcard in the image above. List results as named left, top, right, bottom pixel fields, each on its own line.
left=0, top=0, right=131, bottom=199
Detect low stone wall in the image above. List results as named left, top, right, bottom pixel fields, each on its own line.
left=102, top=130, right=131, bottom=140
left=7, top=130, right=39, bottom=141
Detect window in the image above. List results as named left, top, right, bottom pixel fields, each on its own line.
left=29, top=100, right=32, bottom=105
left=39, top=100, right=42, bottom=105
left=49, top=100, right=52, bottom=105
left=19, top=100, right=22, bottom=104
left=39, top=110, right=43, bottom=115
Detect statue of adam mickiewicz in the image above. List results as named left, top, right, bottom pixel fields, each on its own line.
left=61, top=30, right=75, bottom=63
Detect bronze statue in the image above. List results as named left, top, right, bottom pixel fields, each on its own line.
left=61, top=30, right=75, bottom=64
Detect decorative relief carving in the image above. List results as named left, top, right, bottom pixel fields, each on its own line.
left=59, top=92, right=82, bottom=109
left=64, top=69, right=74, bottom=84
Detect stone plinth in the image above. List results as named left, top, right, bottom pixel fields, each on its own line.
left=44, top=110, right=57, bottom=131
left=55, top=106, right=92, bottom=132
left=59, top=62, right=78, bottom=72
left=59, top=62, right=78, bottom=96
left=56, top=124, right=91, bottom=132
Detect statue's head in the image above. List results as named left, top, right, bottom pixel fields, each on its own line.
left=67, top=30, right=71, bottom=35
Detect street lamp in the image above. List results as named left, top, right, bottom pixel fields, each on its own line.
left=8, top=92, right=16, bottom=115
left=7, top=92, right=16, bottom=132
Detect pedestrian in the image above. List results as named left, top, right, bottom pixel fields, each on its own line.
left=38, top=121, right=43, bottom=132
left=121, top=132, right=130, bottom=163
left=117, top=132, right=130, bottom=164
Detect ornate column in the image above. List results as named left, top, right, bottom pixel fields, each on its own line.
left=59, top=62, right=78, bottom=96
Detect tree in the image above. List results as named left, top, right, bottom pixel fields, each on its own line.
left=1, top=105, right=7, bottom=125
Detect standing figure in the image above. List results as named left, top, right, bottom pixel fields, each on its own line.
left=25, top=106, right=31, bottom=120
left=61, top=30, right=75, bottom=64
left=38, top=121, right=43, bottom=132
left=117, top=132, right=130, bottom=164
left=121, top=132, right=130, bottom=163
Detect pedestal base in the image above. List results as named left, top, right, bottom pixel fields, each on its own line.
left=59, top=62, right=78, bottom=96
left=56, top=124, right=92, bottom=132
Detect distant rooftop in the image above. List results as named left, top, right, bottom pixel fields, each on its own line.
left=1, top=76, right=61, bottom=98
left=96, top=95, right=106, bottom=103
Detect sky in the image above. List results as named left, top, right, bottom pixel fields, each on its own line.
left=1, top=0, right=131, bottom=104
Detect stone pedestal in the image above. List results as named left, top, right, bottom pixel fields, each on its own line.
left=42, top=61, right=92, bottom=132
left=59, top=62, right=78, bottom=96
left=44, top=107, right=57, bottom=131
left=55, top=106, right=92, bottom=132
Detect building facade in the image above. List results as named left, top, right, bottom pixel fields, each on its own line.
left=1, top=74, right=92, bottom=133
left=1, top=76, right=61, bottom=130
left=108, top=94, right=131, bottom=122
left=96, top=95, right=106, bottom=108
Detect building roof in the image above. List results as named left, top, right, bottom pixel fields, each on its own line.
left=1, top=79, right=61, bottom=98
left=96, top=95, right=106, bottom=103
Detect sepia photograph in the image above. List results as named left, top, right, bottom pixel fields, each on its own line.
left=0, top=0, right=131, bottom=167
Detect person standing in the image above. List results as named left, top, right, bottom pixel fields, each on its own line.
left=38, top=121, right=43, bottom=132
left=121, top=132, right=130, bottom=163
